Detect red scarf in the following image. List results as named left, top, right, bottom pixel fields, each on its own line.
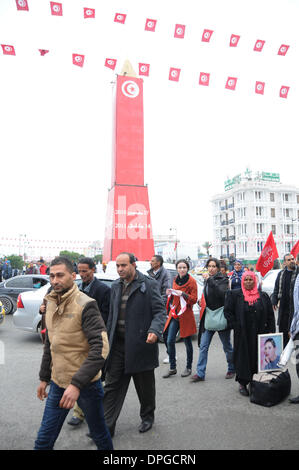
left=241, top=271, right=260, bottom=305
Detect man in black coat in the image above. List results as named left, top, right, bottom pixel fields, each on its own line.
left=68, top=257, right=111, bottom=427
left=272, top=254, right=299, bottom=347
left=103, top=252, right=165, bottom=437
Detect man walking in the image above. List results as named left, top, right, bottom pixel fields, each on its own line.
left=103, top=252, right=165, bottom=437
left=68, top=257, right=111, bottom=427
left=34, top=256, right=112, bottom=450
left=147, top=255, right=171, bottom=306
left=272, top=253, right=299, bottom=347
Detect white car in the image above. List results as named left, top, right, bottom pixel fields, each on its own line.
left=259, top=269, right=281, bottom=300
left=12, top=274, right=117, bottom=337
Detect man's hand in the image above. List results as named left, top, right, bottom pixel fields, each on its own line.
left=59, top=384, right=80, bottom=409
left=37, top=381, right=49, bottom=401
left=39, top=304, right=46, bottom=314
left=146, top=333, right=158, bottom=344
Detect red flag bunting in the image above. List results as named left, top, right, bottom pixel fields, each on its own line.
left=84, top=8, right=95, bottom=18
left=72, top=54, right=84, bottom=67
left=105, top=58, right=117, bottom=70
left=138, top=63, right=150, bottom=76
left=291, top=240, right=299, bottom=259
left=230, top=34, right=240, bottom=47
left=280, top=86, right=290, bottom=98
left=254, top=40, right=265, bottom=51
left=114, top=13, right=126, bottom=24
left=1, top=45, right=16, bottom=55
left=225, top=77, right=237, bottom=90
left=202, top=29, right=213, bottom=42
left=278, top=44, right=289, bottom=56
left=174, top=24, right=186, bottom=39
left=145, top=19, right=157, bottom=32
left=255, top=81, right=265, bottom=95
left=16, top=0, right=29, bottom=11
left=39, top=49, right=49, bottom=56
left=199, top=72, right=210, bottom=86
left=50, top=2, right=63, bottom=16
left=169, top=68, right=181, bottom=81
left=256, top=231, right=279, bottom=277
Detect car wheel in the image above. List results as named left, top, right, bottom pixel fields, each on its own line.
left=0, top=296, right=13, bottom=315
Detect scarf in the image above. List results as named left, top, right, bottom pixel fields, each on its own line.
left=230, top=260, right=244, bottom=283
left=241, top=271, right=260, bottom=306
left=175, top=273, right=189, bottom=286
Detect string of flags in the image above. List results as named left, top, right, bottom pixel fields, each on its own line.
left=1, top=0, right=292, bottom=98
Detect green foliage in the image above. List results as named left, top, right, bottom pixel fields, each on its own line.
left=59, top=250, right=84, bottom=263
left=6, top=255, right=24, bottom=270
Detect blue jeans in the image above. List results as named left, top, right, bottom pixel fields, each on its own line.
left=165, top=318, right=193, bottom=370
left=196, top=329, right=235, bottom=379
left=34, top=380, right=113, bottom=450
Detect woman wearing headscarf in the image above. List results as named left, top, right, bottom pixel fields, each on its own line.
left=224, top=271, right=275, bottom=396
left=229, top=260, right=244, bottom=290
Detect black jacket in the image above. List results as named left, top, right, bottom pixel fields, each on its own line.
left=79, top=277, right=111, bottom=325
left=224, top=289, right=275, bottom=383
left=272, top=267, right=299, bottom=328
left=105, top=270, right=165, bottom=374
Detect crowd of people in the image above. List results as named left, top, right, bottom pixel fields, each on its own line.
left=25, top=251, right=299, bottom=449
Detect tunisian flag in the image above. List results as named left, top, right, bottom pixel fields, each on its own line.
left=256, top=231, right=279, bottom=277
left=291, top=240, right=299, bottom=259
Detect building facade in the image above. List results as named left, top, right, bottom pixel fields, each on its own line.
left=212, top=170, right=299, bottom=263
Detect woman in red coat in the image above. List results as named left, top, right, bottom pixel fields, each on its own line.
left=163, top=259, right=198, bottom=378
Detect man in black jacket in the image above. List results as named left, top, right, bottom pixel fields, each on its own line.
left=103, top=252, right=165, bottom=437
left=272, top=254, right=299, bottom=347
left=68, top=257, right=111, bottom=427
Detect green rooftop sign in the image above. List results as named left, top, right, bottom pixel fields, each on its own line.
left=224, top=174, right=241, bottom=191
left=261, top=172, right=280, bottom=182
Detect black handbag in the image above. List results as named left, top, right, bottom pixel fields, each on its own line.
left=249, top=369, right=291, bottom=407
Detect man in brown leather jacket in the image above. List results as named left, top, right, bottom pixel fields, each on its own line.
left=34, top=256, right=113, bottom=450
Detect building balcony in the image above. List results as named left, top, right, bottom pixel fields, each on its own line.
left=228, top=218, right=235, bottom=224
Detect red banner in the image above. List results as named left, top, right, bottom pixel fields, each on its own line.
left=256, top=231, right=279, bottom=277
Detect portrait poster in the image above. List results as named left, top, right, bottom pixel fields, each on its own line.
left=258, top=333, right=283, bottom=373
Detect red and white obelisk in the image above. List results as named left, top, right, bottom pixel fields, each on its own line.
left=102, top=62, right=154, bottom=262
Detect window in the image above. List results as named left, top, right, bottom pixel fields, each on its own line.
left=284, top=225, right=291, bottom=234
left=297, top=195, right=299, bottom=204
left=256, top=223, right=263, bottom=233
left=271, top=208, right=275, bottom=218
left=270, top=193, right=275, bottom=202
left=272, top=225, right=276, bottom=235
left=5, top=277, right=33, bottom=288
left=284, top=208, right=290, bottom=218
left=256, top=206, right=262, bottom=216
left=284, top=193, right=289, bottom=202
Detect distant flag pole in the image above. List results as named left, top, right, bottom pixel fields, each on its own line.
left=256, top=231, right=279, bottom=277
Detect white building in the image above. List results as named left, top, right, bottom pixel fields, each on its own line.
left=212, top=170, right=299, bottom=263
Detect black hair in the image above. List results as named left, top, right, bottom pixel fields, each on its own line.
left=153, top=255, right=164, bottom=266
left=117, top=252, right=137, bottom=264
left=50, top=256, right=74, bottom=274
left=175, top=259, right=190, bottom=270
left=206, top=257, right=221, bottom=270
left=265, top=338, right=276, bottom=348
left=78, top=257, right=95, bottom=269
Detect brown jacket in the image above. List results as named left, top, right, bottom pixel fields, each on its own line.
left=39, top=283, right=109, bottom=389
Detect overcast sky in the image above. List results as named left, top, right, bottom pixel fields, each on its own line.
left=0, top=0, right=298, bottom=249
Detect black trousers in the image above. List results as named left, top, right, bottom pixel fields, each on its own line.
left=103, top=339, right=156, bottom=435
left=279, top=313, right=290, bottom=348
left=294, top=333, right=299, bottom=379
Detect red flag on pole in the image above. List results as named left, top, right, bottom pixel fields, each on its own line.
left=291, top=240, right=299, bottom=259
left=256, top=231, right=279, bottom=277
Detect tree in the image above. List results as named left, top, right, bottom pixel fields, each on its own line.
left=203, top=241, right=212, bottom=256
left=6, top=255, right=24, bottom=270
left=94, top=254, right=103, bottom=263
left=59, top=250, right=84, bottom=263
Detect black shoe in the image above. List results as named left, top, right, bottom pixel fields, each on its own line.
left=239, top=385, right=249, bottom=396
left=68, top=416, right=83, bottom=426
left=138, top=421, right=153, bottom=433
left=162, top=369, right=177, bottom=378
left=289, top=395, right=299, bottom=404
